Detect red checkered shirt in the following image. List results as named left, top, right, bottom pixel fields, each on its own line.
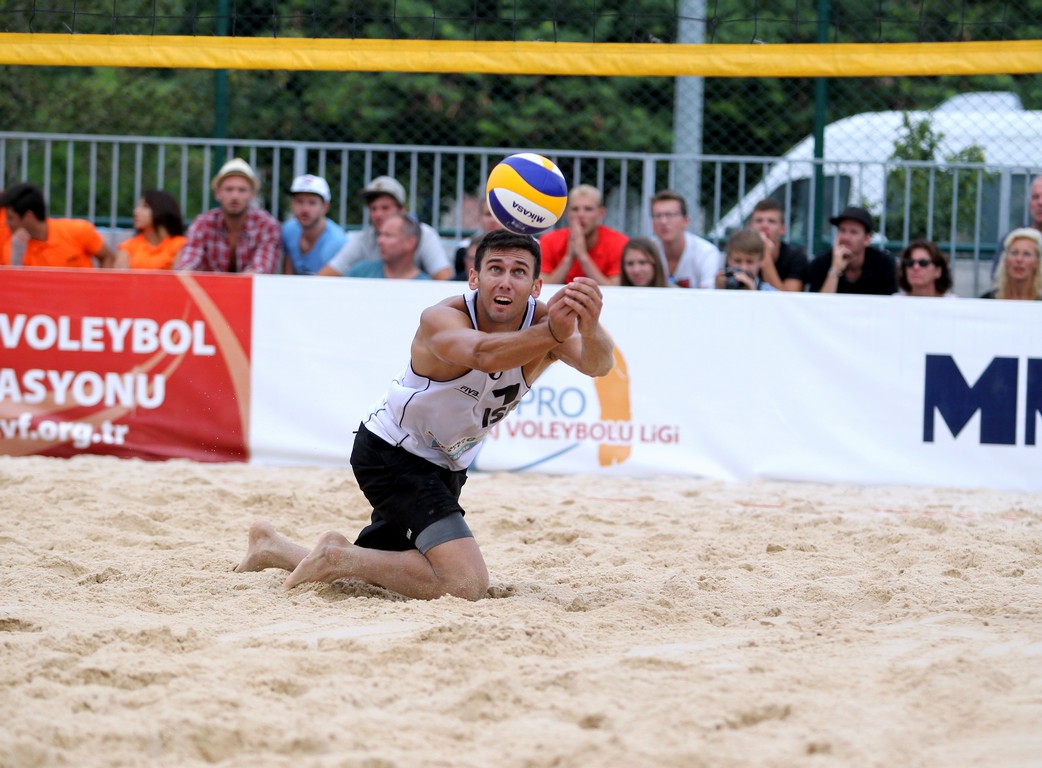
left=176, top=206, right=282, bottom=273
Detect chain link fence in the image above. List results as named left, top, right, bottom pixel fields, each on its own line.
left=2, top=1, right=1042, bottom=267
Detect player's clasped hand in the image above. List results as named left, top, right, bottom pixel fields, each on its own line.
left=546, top=285, right=579, bottom=341
left=553, top=277, right=603, bottom=336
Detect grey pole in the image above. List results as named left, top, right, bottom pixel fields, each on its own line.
left=672, top=0, right=706, bottom=232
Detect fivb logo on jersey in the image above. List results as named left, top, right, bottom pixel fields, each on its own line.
left=475, top=347, right=681, bottom=472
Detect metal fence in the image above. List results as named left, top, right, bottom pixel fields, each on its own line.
left=3, top=130, right=1040, bottom=295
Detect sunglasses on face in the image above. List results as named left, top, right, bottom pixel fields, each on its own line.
left=902, top=258, right=934, bottom=268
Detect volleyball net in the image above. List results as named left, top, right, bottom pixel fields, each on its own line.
left=1, top=2, right=1040, bottom=261
left=2, top=1, right=1042, bottom=76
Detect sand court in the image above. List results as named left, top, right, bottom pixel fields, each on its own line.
left=1, top=454, right=1041, bottom=767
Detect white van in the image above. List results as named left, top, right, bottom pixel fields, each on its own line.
left=708, top=92, right=1042, bottom=255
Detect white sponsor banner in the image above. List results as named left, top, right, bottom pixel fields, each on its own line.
left=250, top=277, right=1042, bottom=490
left=249, top=275, right=430, bottom=466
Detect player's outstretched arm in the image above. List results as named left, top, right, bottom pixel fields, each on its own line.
left=415, top=303, right=561, bottom=377
left=548, top=278, right=615, bottom=378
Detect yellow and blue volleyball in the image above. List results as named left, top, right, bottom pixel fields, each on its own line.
left=486, top=153, right=568, bottom=235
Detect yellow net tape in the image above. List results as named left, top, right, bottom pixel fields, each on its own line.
left=1, top=35, right=1040, bottom=76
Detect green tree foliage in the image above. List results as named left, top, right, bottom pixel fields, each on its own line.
left=886, top=113, right=993, bottom=243
left=0, top=1, right=1039, bottom=165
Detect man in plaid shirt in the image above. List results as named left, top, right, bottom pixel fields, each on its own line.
left=175, top=158, right=281, bottom=273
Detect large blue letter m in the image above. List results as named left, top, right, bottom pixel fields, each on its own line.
left=923, top=355, right=1017, bottom=445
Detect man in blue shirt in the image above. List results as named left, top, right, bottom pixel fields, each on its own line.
left=347, top=213, right=431, bottom=280
left=281, top=174, right=347, bottom=275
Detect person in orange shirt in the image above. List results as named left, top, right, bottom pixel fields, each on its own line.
left=115, top=190, right=187, bottom=270
left=0, top=205, right=11, bottom=266
left=0, top=182, right=115, bottom=269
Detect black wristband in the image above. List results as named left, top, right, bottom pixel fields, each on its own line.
left=548, top=321, right=566, bottom=344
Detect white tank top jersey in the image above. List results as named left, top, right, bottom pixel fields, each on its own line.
left=363, top=289, right=537, bottom=471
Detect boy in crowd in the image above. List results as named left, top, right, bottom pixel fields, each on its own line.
left=714, top=228, right=777, bottom=291
left=748, top=197, right=808, bottom=291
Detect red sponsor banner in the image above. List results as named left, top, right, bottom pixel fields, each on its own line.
left=0, top=267, right=251, bottom=462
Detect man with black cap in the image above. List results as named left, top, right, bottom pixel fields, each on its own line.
left=176, top=158, right=282, bottom=274
left=317, top=175, right=452, bottom=280
left=806, top=206, right=898, bottom=294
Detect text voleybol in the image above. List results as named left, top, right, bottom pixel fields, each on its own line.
left=1, top=313, right=217, bottom=409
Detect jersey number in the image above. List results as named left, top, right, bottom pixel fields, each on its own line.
left=481, top=383, right=521, bottom=428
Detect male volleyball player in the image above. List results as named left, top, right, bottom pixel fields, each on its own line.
left=235, top=229, right=614, bottom=600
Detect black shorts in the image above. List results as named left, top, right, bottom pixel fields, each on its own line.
left=350, top=423, right=473, bottom=554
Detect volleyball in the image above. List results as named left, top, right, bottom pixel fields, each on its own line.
left=485, top=153, right=568, bottom=235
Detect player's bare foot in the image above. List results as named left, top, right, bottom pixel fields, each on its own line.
left=284, top=531, right=353, bottom=590
left=234, top=519, right=307, bottom=573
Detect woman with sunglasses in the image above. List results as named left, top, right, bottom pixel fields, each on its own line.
left=896, top=239, right=957, bottom=297
left=981, top=228, right=1042, bottom=300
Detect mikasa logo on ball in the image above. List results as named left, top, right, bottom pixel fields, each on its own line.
left=510, top=199, right=547, bottom=225
left=486, top=152, right=568, bottom=236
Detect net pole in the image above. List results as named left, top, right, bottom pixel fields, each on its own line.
left=672, top=0, right=706, bottom=230
left=811, top=0, right=831, bottom=253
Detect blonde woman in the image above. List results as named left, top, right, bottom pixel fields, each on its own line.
left=981, top=227, right=1042, bottom=300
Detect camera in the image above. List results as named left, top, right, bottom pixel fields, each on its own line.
left=724, top=267, right=748, bottom=290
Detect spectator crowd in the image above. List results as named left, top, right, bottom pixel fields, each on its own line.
left=3, top=159, right=1041, bottom=302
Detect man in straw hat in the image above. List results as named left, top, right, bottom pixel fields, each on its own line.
left=175, top=157, right=282, bottom=273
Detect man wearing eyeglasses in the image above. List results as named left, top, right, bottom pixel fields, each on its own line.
left=649, top=189, right=723, bottom=288
left=538, top=184, right=627, bottom=285
left=806, top=206, right=898, bottom=295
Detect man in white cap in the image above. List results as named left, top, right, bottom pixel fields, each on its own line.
left=281, top=174, right=347, bottom=275
left=175, top=157, right=282, bottom=273
left=317, top=175, right=452, bottom=280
